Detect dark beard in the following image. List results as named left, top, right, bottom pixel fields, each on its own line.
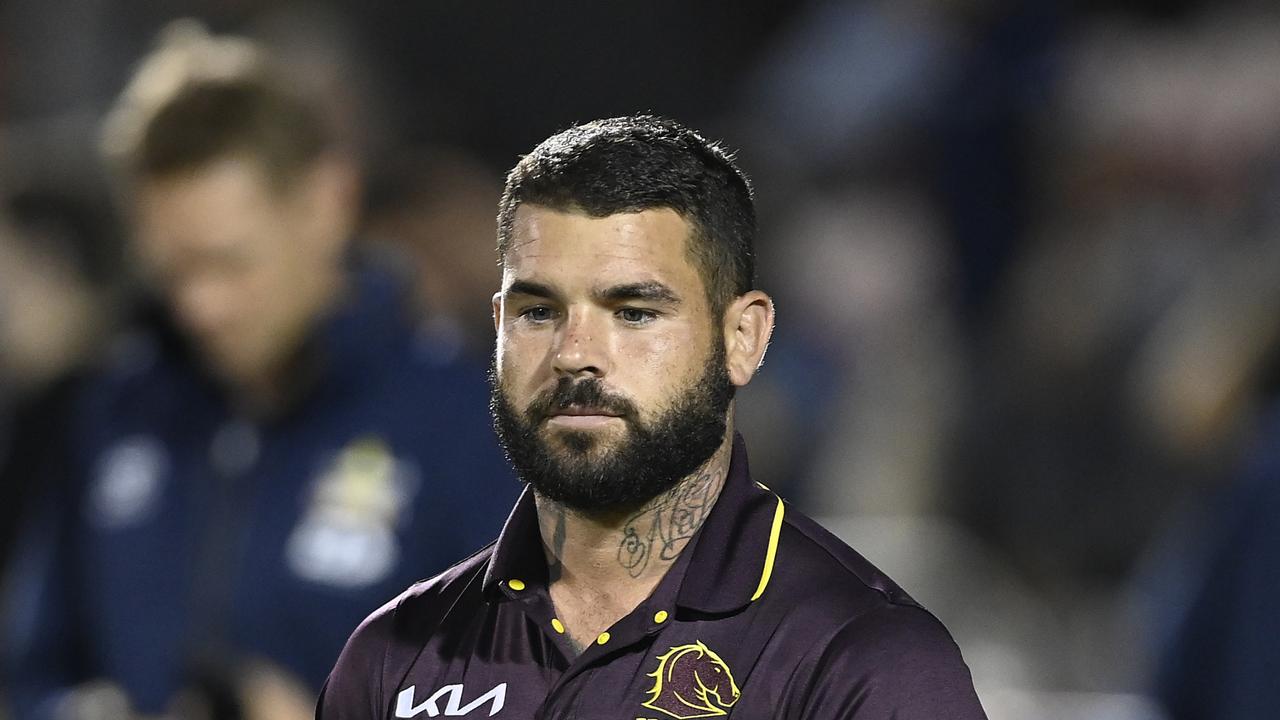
left=490, top=344, right=734, bottom=514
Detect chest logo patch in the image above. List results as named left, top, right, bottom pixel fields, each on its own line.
left=89, top=436, right=167, bottom=529
left=642, top=641, right=740, bottom=719
left=286, top=436, right=419, bottom=587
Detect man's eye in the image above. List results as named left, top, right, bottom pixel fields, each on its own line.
left=618, top=308, right=656, bottom=324
left=520, top=306, right=554, bottom=322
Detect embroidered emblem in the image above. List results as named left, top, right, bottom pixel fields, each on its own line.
left=89, top=436, right=167, bottom=528
left=286, top=436, right=419, bottom=587
left=642, top=641, right=741, bottom=719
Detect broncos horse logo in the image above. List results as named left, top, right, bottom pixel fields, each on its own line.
left=642, top=641, right=741, bottom=719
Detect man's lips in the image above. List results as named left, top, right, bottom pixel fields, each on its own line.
left=550, top=406, right=622, bottom=418
left=542, top=406, right=626, bottom=429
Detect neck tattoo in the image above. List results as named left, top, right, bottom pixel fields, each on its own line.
left=616, top=462, right=725, bottom=578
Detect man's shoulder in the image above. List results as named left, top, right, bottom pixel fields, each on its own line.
left=66, top=327, right=205, bottom=458
left=348, top=542, right=497, bottom=650
left=81, top=326, right=187, bottom=398
left=763, top=505, right=968, bottom=655
left=759, top=507, right=986, bottom=717
left=320, top=544, right=498, bottom=718
left=796, top=600, right=986, bottom=718
left=771, top=506, right=923, bottom=612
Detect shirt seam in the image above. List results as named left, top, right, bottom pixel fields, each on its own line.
left=380, top=601, right=398, bottom=717
left=781, top=518, right=921, bottom=609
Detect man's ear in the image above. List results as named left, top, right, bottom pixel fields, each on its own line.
left=722, top=290, right=775, bottom=387
left=492, top=291, right=503, bottom=334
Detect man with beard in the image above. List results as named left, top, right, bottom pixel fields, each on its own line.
left=318, top=116, right=987, bottom=719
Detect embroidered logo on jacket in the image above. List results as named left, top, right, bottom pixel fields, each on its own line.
left=395, top=683, right=506, bottom=717
left=89, top=436, right=168, bottom=528
left=642, top=641, right=741, bottom=719
left=286, top=436, right=419, bottom=587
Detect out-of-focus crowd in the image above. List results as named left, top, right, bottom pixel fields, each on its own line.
left=2, top=2, right=1278, bottom=719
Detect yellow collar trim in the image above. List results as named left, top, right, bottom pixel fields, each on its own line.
left=750, top=496, right=785, bottom=601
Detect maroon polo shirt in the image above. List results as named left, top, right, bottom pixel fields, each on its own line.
left=318, top=436, right=987, bottom=719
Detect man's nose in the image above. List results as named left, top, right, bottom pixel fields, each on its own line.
left=551, top=308, right=610, bottom=378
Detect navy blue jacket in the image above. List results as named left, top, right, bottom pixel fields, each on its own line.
left=4, top=268, right=520, bottom=717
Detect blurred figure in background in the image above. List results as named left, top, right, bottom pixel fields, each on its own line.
left=965, top=5, right=1280, bottom=712
left=362, top=148, right=509, bottom=363
left=1153, top=396, right=1280, bottom=720
left=1127, top=11, right=1280, bottom=718
left=0, top=185, right=118, bottom=586
left=3, top=23, right=516, bottom=720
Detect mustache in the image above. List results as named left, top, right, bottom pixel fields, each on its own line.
left=526, top=377, right=638, bottom=421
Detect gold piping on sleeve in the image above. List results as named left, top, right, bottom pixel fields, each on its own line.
left=750, top=496, right=785, bottom=601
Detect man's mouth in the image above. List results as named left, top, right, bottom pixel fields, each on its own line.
left=544, top=405, right=625, bottom=429
left=551, top=405, right=622, bottom=418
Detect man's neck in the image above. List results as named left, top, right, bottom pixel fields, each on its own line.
left=226, top=270, right=348, bottom=420
left=228, top=345, right=321, bottom=421
left=533, top=433, right=733, bottom=653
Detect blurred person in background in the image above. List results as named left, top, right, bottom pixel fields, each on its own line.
left=362, top=148, right=510, bottom=363
left=2, top=23, right=516, bottom=720
left=952, top=5, right=1280, bottom=712
left=1128, top=11, right=1280, bottom=717
left=1153, top=391, right=1280, bottom=720
left=0, top=184, right=118, bottom=586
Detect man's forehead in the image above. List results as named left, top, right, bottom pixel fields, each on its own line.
left=507, top=205, right=691, bottom=255
left=500, top=206, right=713, bottom=308
left=508, top=206, right=695, bottom=274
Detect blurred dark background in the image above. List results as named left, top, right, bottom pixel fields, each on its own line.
left=4, top=1, right=1280, bottom=718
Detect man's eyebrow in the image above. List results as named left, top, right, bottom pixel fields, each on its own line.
left=504, top=280, right=560, bottom=300
left=596, top=282, right=682, bottom=305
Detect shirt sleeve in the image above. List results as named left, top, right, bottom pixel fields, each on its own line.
left=789, top=604, right=988, bottom=720
left=316, top=601, right=399, bottom=720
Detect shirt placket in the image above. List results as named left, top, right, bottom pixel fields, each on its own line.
left=494, top=585, right=681, bottom=719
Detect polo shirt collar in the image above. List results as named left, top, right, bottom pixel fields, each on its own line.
left=483, top=486, right=545, bottom=601
left=481, top=434, right=783, bottom=615
left=675, top=434, right=783, bottom=614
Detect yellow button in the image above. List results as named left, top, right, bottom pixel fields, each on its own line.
left=596, top=632, right=611, bottom=645
left=653, top=610, right=669, bottom=624
left=507, top=579, right=525, bottom=591
left=551, top=618, right=565, bottom=634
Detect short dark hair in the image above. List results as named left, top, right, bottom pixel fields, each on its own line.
left=497, top=116, right=757, bottom=318
left=101, top=22, right=332, bottom=191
